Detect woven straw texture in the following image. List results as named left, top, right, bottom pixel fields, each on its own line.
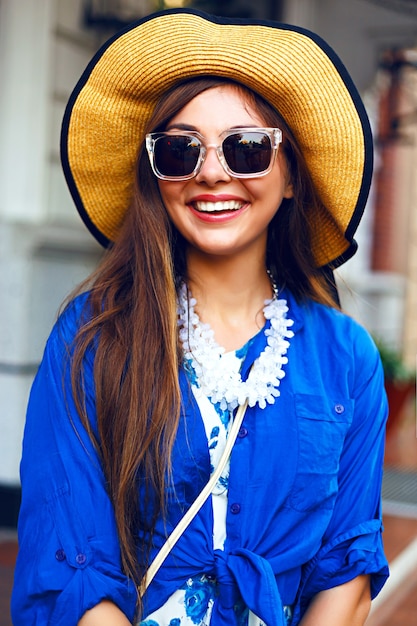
left=64, top=10, right=371, bottom=267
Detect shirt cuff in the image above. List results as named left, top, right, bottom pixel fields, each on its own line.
left=299, top=518, right=390, bottom=604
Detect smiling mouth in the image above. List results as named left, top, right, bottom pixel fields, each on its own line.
left=192, top=200, right=246, bottom=213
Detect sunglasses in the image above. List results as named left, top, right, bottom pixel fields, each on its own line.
left=145, top=127, right=282, bottom=181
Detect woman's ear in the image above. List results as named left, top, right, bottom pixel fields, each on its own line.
left=283, top=180, right=294, bottom=199
left=280, top=151, right=294, bottom=199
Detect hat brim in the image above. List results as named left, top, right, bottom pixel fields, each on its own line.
left=61, top=8, right=373, bottom=268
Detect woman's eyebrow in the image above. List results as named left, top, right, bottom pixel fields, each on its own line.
left=165, top=123, right=199, bottom=131
left=164, top=123, right=264, bottom=132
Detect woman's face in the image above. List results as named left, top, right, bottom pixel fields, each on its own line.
left=157, top=85, right=293, bottom=260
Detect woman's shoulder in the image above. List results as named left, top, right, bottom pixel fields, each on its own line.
left=289, top=291, right=379, bottom=360
left=49, top=291, right=93, bottom=348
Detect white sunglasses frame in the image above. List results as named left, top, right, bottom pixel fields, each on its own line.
left=145, top=127, right=282, bottom=181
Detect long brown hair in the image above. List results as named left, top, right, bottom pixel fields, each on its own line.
left=68, top=77, right=338, bottom=614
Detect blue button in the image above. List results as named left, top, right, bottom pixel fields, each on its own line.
left=334, top=404, right=345, bottom=414
left=230, top=503, right=241, bottom=514
left=238, top=426, right=248, bottom=438
left=75, top=553, right=87, bottom=565
left=55, top=549, right=66, bottom=562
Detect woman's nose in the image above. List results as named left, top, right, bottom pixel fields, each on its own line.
left=195, top=145, right=232, bottom=185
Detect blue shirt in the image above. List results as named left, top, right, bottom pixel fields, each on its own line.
left=12, top=290, right=389, bottom=625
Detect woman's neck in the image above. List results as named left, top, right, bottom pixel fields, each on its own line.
left=184, top=250, right=274, bottom=351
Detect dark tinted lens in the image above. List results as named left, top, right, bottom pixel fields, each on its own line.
left=223, top=132, right=272, bottom=174
left=154, top=135, right=200, bottom=177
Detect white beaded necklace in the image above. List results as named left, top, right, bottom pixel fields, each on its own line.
left=177, top=281, right=294, bottom=412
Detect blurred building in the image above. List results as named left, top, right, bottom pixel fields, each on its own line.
left=1, top=0, right=417, bottom=523
left=370, top=47, right=417, bottom=369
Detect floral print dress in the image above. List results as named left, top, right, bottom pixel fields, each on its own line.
left=140, top=345, right=293, bottom=626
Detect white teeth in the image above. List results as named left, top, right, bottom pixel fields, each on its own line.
left=193, top=200, right=244, bottom=212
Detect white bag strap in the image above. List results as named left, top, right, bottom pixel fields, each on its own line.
left=140, top=398, right=249, bottom=595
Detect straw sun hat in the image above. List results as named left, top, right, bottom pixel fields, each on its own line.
left=61, top=8, right=373, bottom=268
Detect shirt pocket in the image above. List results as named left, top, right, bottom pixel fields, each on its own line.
left=289, top=393, right=354, bottom=512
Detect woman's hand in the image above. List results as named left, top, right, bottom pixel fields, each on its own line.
left=299, top=575, right=371, bottom=626
left=78, top=600, right=132, bottom=626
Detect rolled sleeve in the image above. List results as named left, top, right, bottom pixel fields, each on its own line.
left=12, top=298, right=137, bottom=625
left=298, top=326, right=389, bottom=612
left=299, top=519, right=389, bottom=605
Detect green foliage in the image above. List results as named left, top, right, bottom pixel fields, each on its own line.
left=374, top=338, right=415, bottom=385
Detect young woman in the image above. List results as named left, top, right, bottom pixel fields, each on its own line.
left=12, top=9, right=389, bottom=626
